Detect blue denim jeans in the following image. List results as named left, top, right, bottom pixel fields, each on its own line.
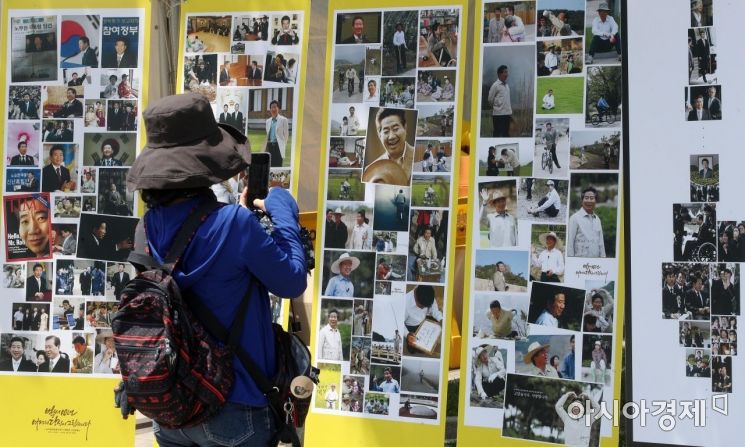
left=154, top=403, right=275, bottom=447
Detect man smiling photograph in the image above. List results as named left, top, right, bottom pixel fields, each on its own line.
left=362, top=107, right=417, bottom=186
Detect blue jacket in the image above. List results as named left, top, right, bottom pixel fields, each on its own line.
left=145, top=188, right=307, bottom=406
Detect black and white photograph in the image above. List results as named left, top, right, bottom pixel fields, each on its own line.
left=673, top=203, right=717, bottom=262
left=690, top=154, right=719, bottom=202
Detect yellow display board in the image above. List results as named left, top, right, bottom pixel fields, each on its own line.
left=457, top=1, right=625, bottom=446
left=176, top=0, right=312, bottom=327
left=305, top=1, right=468, bottom=445
left=0, top=1, right=151, bottom=445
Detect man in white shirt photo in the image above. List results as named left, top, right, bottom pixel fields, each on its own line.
left=536, top=292, right=566, bottom=328
left=555, top=391, right=599, bottom=447
left=488, top=65, right=512, bottom=137
left=479, top=188, right=517, bottom=247
left=350, top=210, right=371, bottom=250
left=529, top=180, right=561, bottom=218
left=587, top=3, right=621, bottom=64
left=318, top=308, right=344, bottom=360
left=404, top=285, right=443, bottom=354
left=524, top=341, right=559, bottom=377
left=567, top=187, right=606, bottom=258
left=531, top=231, right=565, bottom=282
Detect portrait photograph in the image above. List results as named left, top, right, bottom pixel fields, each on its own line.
left=365, top=46, right=383, bottom=77
left=327, top=168, right=365, bottom=202
left=568, top=173, right=619, bottom=258
left=24, top=261, right=53, bottom=302
left=471, top=293, right=529, bottom=339
left=528, top=282, right=585, bottom=332
left=480, top=45, right=535, bottom=138
left=82, top=196, right=96, bottom=213
left=42, top=86, right=83, bottom=119
left=40, top=143, right=77, bottom=193
left=269, top=13, right=302, bottom=46
left=536, top=76, right=584, bottom=115
left=41, top=119, right=75, bottom=143
left=183, top=54, right=218, bottom=103
left=688, top=85, right=722, bottom=121
left=415, top=140, right=452, bottom=173
left=515, top=334, right=576, bottom=379
left=362, top=107, right=418, bottom=187
left=688, top=27, right=717, bottom=85
left=399, top=393, right=438, bottom=419
left=335, top=12, right=382, bottom=44
left=263, top=51, right=299, bottom=86
left=419, top=9, right=460, bottom=67
left=400, top=357, right=440, bottom=395
left=333, top=45, right=366, bottom=103
left=6, top=121, right=41, bottom=167
left=373, top=184, right=410, bottom=233
left=4, top=193, right=52, bottom=261
left=371, top=293, right=407, bottom=365
left=533, top=118, right=569, bottom=178
left=477, top=179, right=518, bottom=248
left=469, top=343, right=508, bottom=409
left=328, top=137, right=364, bottom=168
left=690, top=154, right=719, bottom=202
left=100, top=68, right=139, bottom=99
left=416, top=104, right=454, bottom=138
left=379, top=76, right=416, bottom=108
left=536, top=0, right=585, bottom=37
left=106, top=100, right=138, bottom=132
left=483, top=1, right=537, bottom=43
left=184, top=15, right=231, bottom=54
left=7, top=85, right=41, bottom=120
left=381, top=10, right=418, bottom=77
left=84, top=100, right=107, bottom=128
left=83, top=133, right=136, bottom=167
left=9, top=303, right=51, bottom=332
left=51, top=297, right=84, bottom=330
left=11, top=16, right=58, bottom=82
left=5, top=169, right=41, bottom=194
left=519, top=178, right=567, bottom=222
left=581, top=281, right=615, bottom=333
left=214, top=88, right=249, bottom=132
left=503, top=374, right=603, bottom=445
left=363, top=77, right=382, bottom=103
left=411, top=174, right=450, bottom=208
left=0, top=333, right=51, bottom=373
left=685, top=349, right=711, bottom=378
left=691, top=0, right=713, bottom=27
left=54, top=259, right=95, bottom=296
left=62, top=68, right=91, bottom=88
left=537, top=38, right=583, bottom=76
left=330, top=104, right=368, bottom=137
left=246, top=87, right=295, bottom=168
left=473, top=249, right=529, bottom=293
left=322, top=250, right=375, bottom=299
left=416, top=70, right=456, bottom=103
left=584, top=0, right=621, bottom=65
left=408, top=211, right=449, bottom=283
left=586, top=66, right=622, bottom=127
left=317, top=298, right=354, bottom=363
left=97, top=168, right=134, bottom=217
left=673, top=203, right=717, bottom=263
left=580, top=334, right=612, bottom=385
left=101, top=17, right=140, bottom=68
left=233, top=54, right=266, bottom=87
left=60, top=15, right=100, bottom=68
left=80, top=168, right=97, bottom=194
left=529, top=224, right=566, bottom=283
left=570, top=130, right=621, bottom=170
left=76, top=213, right=137, bottom=262
left=2, top=263, right=26, bottom=289
left=322, top=202, right=374, bottom=250
left=369, top=365, right=402, bottom=394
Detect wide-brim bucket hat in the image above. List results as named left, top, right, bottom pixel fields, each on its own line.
left=127, top=92, right=251, bottom=191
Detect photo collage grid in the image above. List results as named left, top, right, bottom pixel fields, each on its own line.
left=665, top=153, right=738, bottom=394
left=464, top=1, right=622, bottom=445
left=684, top=0, right=720, bottom=121
left=1, top=9, right=145, bottom=376
left=181, top=11, right=305, bottom=188
left=315, top=6, right=462, bottom=423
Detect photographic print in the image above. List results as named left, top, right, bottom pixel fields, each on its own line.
left=415, top=140, right=453, bottom=173
left=477, top=180, right=518, bottom=248
left=329, top=137, right=364, bottom=168
left=472, top=293, right=529, bottom=339
left=333, top=46, right=367, bottom=103
left=529, top=224, right=566, bottom=283
left=3, top=263, right=26, bottom=289
left=400, top=358, right=440, bottom=394
left=419, top=9, right=459, bottom=67
left=101, top=17, right=140, bottom=68
left=690, top=154, right=719, bottom=202
left=688, top=27, right=717, bottom=85
left=411, top=175, right=450, bottom=208
left=322, top=250, right=376, bottom=299
left=327, top=169, right=364, bottom=202
left=270, top=13, right=302, bottom=46
left=586, top=66, right=622, bottom=127
left=83, top=133, right=136, bottom=167
left=336, top=12, right=382, bottom=44
left=381, top=11, right=418, bottom=76
left=362, top=107, right=418, bottom=186
left=518, top=178, right=567, bottom=222
left=673, top=203, right=717, bottom=262
left=4, top=194, right=52, bottom=261
left=582, top=281, right=616, bottom=333
left=323, top=202, right=374, bottom=250
left=570, top=130, right=620, bottom=170
left=76, top=213, right=137, bottom=262
left=25, top=261, right=53, bottom=302
left=380, top=77, right=416, bottom=108
left=585, top=1, right=621, bottom=65
left=317, top=299, right=353, bottom=362
left=9, top=303, right=51, bottom=332
left=537, top=38, right=583, bottom=76
left=416, top=70, right=456, bottom=103
left=536, top=0, right=585, bottom=37
left=515, top=334, right=576, bottom=379
left=184, top=15, right=231, bottom=54
left=371, top=293, right=406, bottom=365
left=6, top=169, right=41, bottom=193
left=568, top=173, right=619, bottom=258
left=184, top=55, right=218, bottom=102
left=6, top=122, right=41, bottom=167
left=408, top=211, right=449, bottom=283
left=580, top=334, right=612, bottom=385
left=479, top=142, right=530, bottom=177
left=11, top=16, right=58, bottom=82
left=484, top=2, right=537, bottom=43
left=43, top=86, right=83, bottom=119
left=480, top=45, right=535, bottom=138
left=330, top=104, right=368, bottom=137
left=416, top=104, right=454, bottom=138
left=473, top=250, right=529, bottom=293
left=399, top=393, right=438, bottom=419
left=528, top=281, right=585, bottom=331
left=60, top=15, right=100, bottom=68
left=536, top=76, right=584, bottom=115
left=53, top=195, right=81, bottom=219
left=7, top=85, right=41, bottom=120
left=402, top=284, right=445, bottom=357
left=469, top=343, right=508, bottom=408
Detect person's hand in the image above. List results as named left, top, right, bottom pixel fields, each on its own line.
left=567, top=391, right=576, bottom=399
left=480, top=189, right=489, bottom=203
left=407, top=333, right=417, bottom=347
left=547, top=270, right=554, bottom=276
left=609, top=35, right=616, bottom=44
left=543, top=10, right=551, bottom=17
left=488, top=372, right=499, bottom=382
left=480, top=391, right=488, bottom=400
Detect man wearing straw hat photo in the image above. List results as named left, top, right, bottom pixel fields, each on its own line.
left=473, top=345, right=506, bottom=400
left=524, top=341, right=559, bottom=377
left=479, top=188, right=517, bottom=247
left=324, top=252, right=360, bottom=297
left=587, top=2, right=621, bottom=64
left=567, top=187, right=606, bottom=258
left=125, top=92, right=307, bottom=446
left=531, top=231, right=565, bottom=282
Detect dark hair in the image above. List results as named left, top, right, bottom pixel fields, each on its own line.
left=582, top=187, right=598, bottom=199
left=570, top=335, right=575, bottom=342
left=414, top=285, right=435, bottom=307
left=500, top=148, right=509, bottom=156
left=328, top=308, right=339, bottom=317
left=701, top=158, right=709, bottom=164
left=79, top=36, right=90, bottom=46
left=269, top=100, right=280, bottom=109
left=281, top=15, right=291, bottom=22
left=489, top=300, right=501, bottom=310
left=141, top=187, right=213, bottom=208
left=549, top=292, right=565, bottom=307
left=497, top=65, right=508, bottom=75
left=33, top=263, right=43, bottom=271
left=10, top=336, right=25, bottom=346
left=67, top=87, right=76, bottom=95
left=62, top=300, right=70, bottom=305
left=591, top=293, right=604, bottom=304
left=45, top=335, right=61, bottom=347
left=352, top=15, right=364, bottom=26
left=17, top=141, right=27, bottom=149
left=109, top=74, right=117, bottom=81
left=73, top=336, right=86, bottom=345
left=383, top=367, right=392, bottom=373
left=376, top=108, right=406, bottom=129
left=115, top=36, right=129, bottom=46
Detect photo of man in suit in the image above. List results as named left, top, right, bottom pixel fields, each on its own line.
left=94, top=139, right=124, bottom=166
left=78, top=36, right=98, bottom=67
left=41, top=146, right=72, bottom=192
left=10, top=141, right=36, bottom=166
left=77, top=220, right=133, bottom=262
left=272, top=15, right=299, bottom=45
left=103, top=36, right=136, bottom=68
left=219, top=62, right=231, bottom=86
left=230, top=103, right=244, bottom=131
left=39, top=336, right=70, bottom=373
left=705, top=86, right=721, bottom=120
left=265, top=100, right=289, bottom=167
left=26, top=263, right=48, bottom=301
left=53, top=226, right=77, bottom=256
left=688, top=95, right=711, bottom=121
left=699, top=158, right=713, bottom=178
left=79, top=266, right=92, bottom=295
left=247, top=60, right=263, bottom=81
left=53, top=88, right=83, bottom=118
left=19, top=172, right=39, bottom=192
left=14, top=93, right=39, bottom=119
left=110, top=263, right=130, bottom=298
left=218, top=104, right=230, bottom=125
left=0, top=337, right=37, bottom=372
left=107, top=102, right=125, bottom=131
left=343, top=16, right=370, bottom=43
